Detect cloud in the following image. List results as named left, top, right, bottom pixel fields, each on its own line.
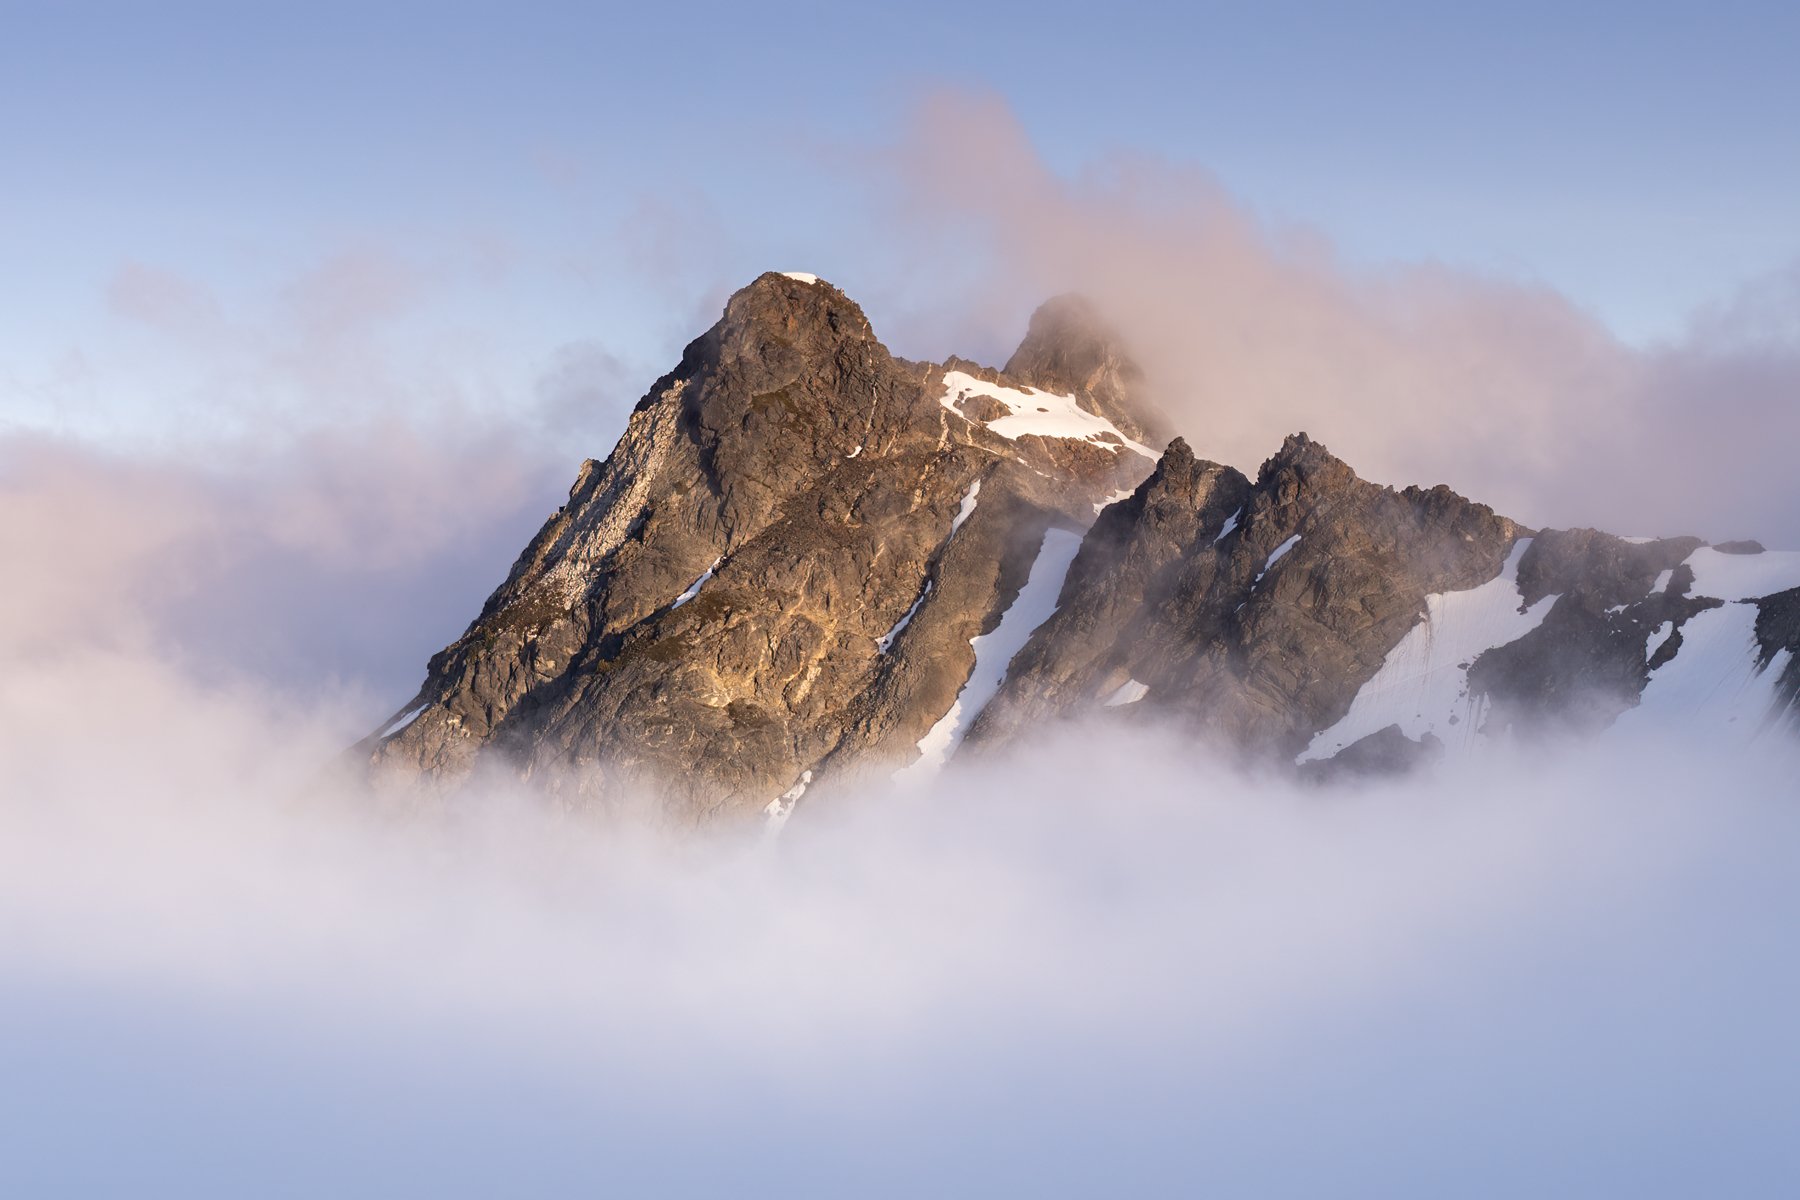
left=3, top=89, right=1799, bottom=1196
left=859, top=89, right=1800, bottom=545
left=107, top=260, right=225, bottom=337
left=0, top=633, right=1797, bottom=1196
left=2, top=245, right=652, bottom=704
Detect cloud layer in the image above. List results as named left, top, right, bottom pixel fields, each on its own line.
left=3, top=634, right=1797, bottom=1197
left=864, top=90, right=1800, bottom=544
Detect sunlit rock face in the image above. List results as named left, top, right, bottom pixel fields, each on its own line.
left=364, top=274, right=1160, bottom=821
left=365, top=276, right=1800, bottom=821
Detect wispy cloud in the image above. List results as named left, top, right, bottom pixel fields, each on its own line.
left=858, top=89, right=1800, bottom=544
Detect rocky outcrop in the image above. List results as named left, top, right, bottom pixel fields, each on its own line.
left=1297, top=725, right=1444, bottom=785
left=364, top=274, right=1157, bottom=823
left=1466, top=532, right=1719, bottom=735
left=1752, top=586, right=1800, bottom=726
left=969, top=433, right=1521, bottom=760
left=364, top=274, right=1798, bottom=823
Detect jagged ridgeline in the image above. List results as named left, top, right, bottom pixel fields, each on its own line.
left=363, top=272, right=1800, bottom=822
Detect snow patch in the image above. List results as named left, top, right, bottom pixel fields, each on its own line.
left=1651, top=568, right=1674, bottom=595
left=1213, top=509, right=1241, bottom=544
left=878, top=583, right=931, bottom=654
left=896, top=528, right=1085, bottom=783
left=672, top=558, right=721, bottom=609
left=763, top=770, right=812, bottom=831
left=949, top=479, right=981, bottom=538
left=780, top=272, right=820, bottom=284
left=1298, top=540, right=1556, bottom=762
left=937, top=370, right=1155, bottom=459
left=1092, top=487, right=1134, bottom=516
left=1683, top=546, right=1800, bottom=602
left=1104, top=678, right=1149, bottom=707
left=1254, top=535, right=1301, bottom=588
left=379, top=702, right=428, bottom=738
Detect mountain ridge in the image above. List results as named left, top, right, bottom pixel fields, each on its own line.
left=362, top=273, right=1800, bottom=822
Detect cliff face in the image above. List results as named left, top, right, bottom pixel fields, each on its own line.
left=364, top=275, right=1800, bottom=821
left=365, top=274, right=1159, bottom=821
left=968, top=434, right=1522, bottom=760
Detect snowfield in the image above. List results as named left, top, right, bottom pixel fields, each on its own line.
left=1618, top=548, right=1800, bottom=742
left=938, top=370, right=1156, bottom=459
left=898, top=528, right=1085, bottom=782
left=1302, top=542, right=1800, bottom=763
left=1300, top=540, right=1556, bottom=762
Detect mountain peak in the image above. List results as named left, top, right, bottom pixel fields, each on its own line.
left=1255, top=431, right=1354, bottom=489
left=720, top=271, right=874, bottom=339
left=1004, top=293, right=1169, bottom=448
left=362, top=281, right=1800, bottom=823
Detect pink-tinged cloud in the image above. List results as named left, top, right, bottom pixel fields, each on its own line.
left=863, top=89, right=1800, bottom=544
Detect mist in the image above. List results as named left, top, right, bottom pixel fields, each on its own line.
left=860, top=90, right=1800, bottom=546
left=4, top=495, right=1799, bottom=1194
left=5, top=87, right=1800, bottom=1196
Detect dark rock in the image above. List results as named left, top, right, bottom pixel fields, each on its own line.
left=1752, top=586, right=1800, bottom=725
left=1715, top=539, right=1766, bottom=555
left=364, top=274, right=1798, bottom=821
left=365, top=273, right=1163, bottom=823
left=1468, top=530, right=1718, bottom=736
left=1297, top=725, right=1443, bottom=785
left=971, top=432, right=1521, bottom=762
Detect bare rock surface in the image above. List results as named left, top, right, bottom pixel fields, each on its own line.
left=364, top=275, right=1796, bottom=820
left=1751, top=586, right=1800, bottom=726
left=970, top=433, right=1521, bottom=762
left=1467, top=531, right=1718, bottom=736
left=365, top=275, right=1155, bottom=822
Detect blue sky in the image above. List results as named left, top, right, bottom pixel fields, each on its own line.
left=5, top=0, right=1798, bottom=441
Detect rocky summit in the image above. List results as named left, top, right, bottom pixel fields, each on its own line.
left=363, top=274, right=1800, bottom=823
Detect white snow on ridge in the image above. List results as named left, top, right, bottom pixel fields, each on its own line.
left=1684, top=546, right=1800, bottom=602
left=1616, top=546, right=1800, bottom=744
left=1299, top=540, right=1555, bottom=763
left=1214, top=508, right=1241, bottom=544
left=1104, top=678, right=1149, bottom=707
left=672, top=558, right=721, bottom=609
left=896, top=528, right=1085, bottom=783
left=937, top=370, right=1156, bottom=459
left=781, top=272, right=820, bottom=284
left=1299, top=542, right=1800, bottom=764
left=1619, top=608, right=1791, bottom=743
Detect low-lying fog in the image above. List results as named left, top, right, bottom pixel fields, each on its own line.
left=3, top=579, right=1796, bottom=1195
